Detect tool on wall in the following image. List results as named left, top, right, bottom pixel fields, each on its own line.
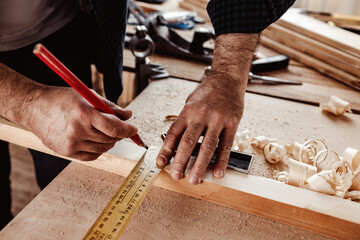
left=129, top=25, right=169, bottom=94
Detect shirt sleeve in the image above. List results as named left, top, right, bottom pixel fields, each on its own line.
left=207, top=0, right=295, bottom=36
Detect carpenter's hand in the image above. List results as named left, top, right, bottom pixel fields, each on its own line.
left=157, top=72, right=244, bottom=184
left=156, top=33, right=259, bottom=184
left=27, top=87, right=137, bottom=160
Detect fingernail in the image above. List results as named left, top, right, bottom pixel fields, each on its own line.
left=156, top=154, right=167, bottom=167
left=189, top=175, right=201, bottom=185
left=171, top=170, right=183, bottom=180
left=214, top=168, right=224, bottom=178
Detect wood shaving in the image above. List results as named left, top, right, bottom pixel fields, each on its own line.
left=320, top=95, right=352, bottom=116
left=313, top=149, right=341, bottom=171
left=288, top=158, right=317, bottom=187
left=350, top=172, right=360, bottom=191
left=344, top=191, right=360, bottom=202
left=164, top=115, right=178, bottom=122
left=251, top=136, right=276, bottom=149
left=273, top=170, right=288, bottom=184
left=233, top=130, right=251, bottom=152
left=300, top=139, right=327, bottom=164
left=343, top=147, right=360, bottom=174
left=307, top=170, right=352, bottom=198
left=263, top=143, right=286, bottom=164
left=285, top=142, right=303, bottom=161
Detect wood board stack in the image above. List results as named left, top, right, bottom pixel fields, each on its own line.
left=261, top=9, right=360, bottom=91
left=179, top=0, right=209, bottom=20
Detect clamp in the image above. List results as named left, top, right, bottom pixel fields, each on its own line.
left=129, top=25, right=169, bottom=94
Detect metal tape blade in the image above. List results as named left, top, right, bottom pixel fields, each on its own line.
left=83, top=146, right=162, bottom=240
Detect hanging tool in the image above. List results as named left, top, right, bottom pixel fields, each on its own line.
left=129, top=25, right=169, bottom=94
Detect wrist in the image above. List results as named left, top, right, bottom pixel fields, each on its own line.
left=211, top=33, right=260, bottom=76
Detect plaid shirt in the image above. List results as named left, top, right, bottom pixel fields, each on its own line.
left=207, top=0, right=295, bottom=36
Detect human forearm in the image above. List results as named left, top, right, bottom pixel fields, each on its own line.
left=0, top=63, right=48, bottom=128
left=0, top=63, right=137, bottom=160
left=208, top=33, right=260, bottom=93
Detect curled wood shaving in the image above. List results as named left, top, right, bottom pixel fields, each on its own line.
left=264, top=143, right=286, bottom=164
left=306, top=170, right=353, bottom=198
left=306, top=172, right=335, bottom=195
left=233, top=130, right=251, bottom=152
left=313, top=149, right=341, bottom=171
left=164, top=115, right=178, bottom=122
left=300, top=139, right=327, bottom=164
left=351, top=172, right=360, bottom=191
left=251, top=136, right=276, bottom=149
left=285, top=142, right=303, bottom=161
left=288, top=158, right=317, bottom=187
left=345, top=191, right=360, bottom=202
left=273, top=170, right=289, bottom=184
left=343, top=147, right=360, bottom=174
left=321, top=95, right=352, bottom=116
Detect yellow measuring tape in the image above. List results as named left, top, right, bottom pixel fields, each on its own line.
left=83, top=146, right=162, bottom=240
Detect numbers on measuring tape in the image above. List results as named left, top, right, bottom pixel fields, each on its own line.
left=83, top=146, right=162, bottom=240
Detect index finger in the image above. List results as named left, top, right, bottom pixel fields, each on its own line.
left=156, top=118, right=186, bottom=168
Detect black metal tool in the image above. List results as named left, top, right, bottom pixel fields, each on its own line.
left=128, top=0, right=214, bottom=62
left=161, top=133, right=253, bottom=173
left=130, top=25, right=169, bottom=94
left=251, top=55, right=289, bottom=73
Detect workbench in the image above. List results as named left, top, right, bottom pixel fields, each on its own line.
left=1, top=1, right=360, bottom=239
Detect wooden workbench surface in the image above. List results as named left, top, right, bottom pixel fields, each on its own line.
left=2, top=78, right=360, bottom=239
left=1, top=1, right=359, bottom=239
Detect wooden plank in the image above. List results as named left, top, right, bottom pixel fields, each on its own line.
left=0, top=162, right=329, bottom=240
left=263, top=25, right=360, bottom=77
left=1, top=79, right=360, bottom=239
left=260, top=35, right=360, bottom=91
left=278, top=9, right=360, bottom=57
left=123, top=49, right=360, bottom=113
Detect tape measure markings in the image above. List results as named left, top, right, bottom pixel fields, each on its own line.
left=83, top=146, right=162, bottom=240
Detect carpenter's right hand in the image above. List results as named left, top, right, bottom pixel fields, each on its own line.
left=27, top=87, right=137, bottom=161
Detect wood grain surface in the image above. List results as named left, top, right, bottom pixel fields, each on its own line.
left=1, top=78, right=360, bottom=239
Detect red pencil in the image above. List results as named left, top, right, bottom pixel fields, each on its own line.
left=33, top=43, right=148, bottom=149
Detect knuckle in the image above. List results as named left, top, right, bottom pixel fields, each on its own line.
left=189, top=122, right=202, bottom=131
left=200, top=143, right=217, bottom=155
left=166, top=128, right=178, bottom=142
left=182, top=134, right=197, bottom=147
left=172, top=161, right=187, bottom=172
left=225, top=117, right=240, bottom=129
left=193, top=161, right=208, bottom=173
left=216, top=158, right=228, bottom=167
left=219, top=144, right=232, bottom=152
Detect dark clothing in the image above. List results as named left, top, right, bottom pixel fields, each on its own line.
left=0, top=140, right=12, bottom=230
left=207, top=0, right=296, bottom=36
left=0, top=12, right=102, bottom=229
